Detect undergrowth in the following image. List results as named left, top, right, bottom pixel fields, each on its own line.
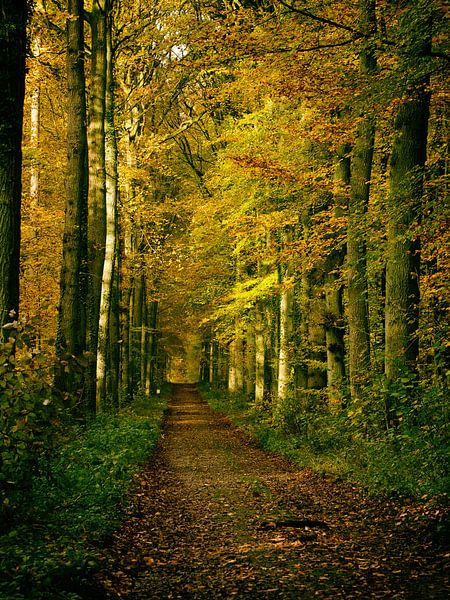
left=199, top=384, right=449, bottom=499
left=0, top=392, right=168, bottom=600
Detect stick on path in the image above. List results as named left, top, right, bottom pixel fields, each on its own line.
left=90, top=384, right=447, bottom=599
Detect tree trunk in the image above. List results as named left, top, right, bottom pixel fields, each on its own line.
left=277, top=230, right=294, bottom=403
left=108, top=248, right=120, bottom=410
left=325, top=147, right=349, bottom=407
left=140, top=294, right=147, bottom=390
left=245, top=320, right=256, bottom=397
left=119, top=220, right=132, bottom=405
left=131, top=269, right=145, bottom=393
left=385, top=2, right=431, bottom=386
left=228, top=337, right=237, bottom=392
left=56, top=0, right=89, bottom=402
left=96, top=6, right=117, bottom=411
left=0, top=0, right=28, bottom=329
left=385, top=97, right=430, bottom=379
left=146, top=300, right=158, bottom=394
left=86, top=0, right=107, bottom=411
left=307, top=288, right=327, bottom=392
left=29, top=32, right=41, bottom=206
left=254, top=303, right=265, bottom=407
left=347, top=0, right=377, bottom=402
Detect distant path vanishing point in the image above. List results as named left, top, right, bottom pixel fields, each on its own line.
left=89, top=384, right=448, bottom=599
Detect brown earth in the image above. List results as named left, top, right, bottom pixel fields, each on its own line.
left=88, top=384, right=448, bottom=599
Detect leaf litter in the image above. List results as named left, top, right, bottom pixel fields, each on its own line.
left=86, top=384, right=448, bottom=599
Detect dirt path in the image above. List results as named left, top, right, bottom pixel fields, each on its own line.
left=90, top=384, right=448, bottom=599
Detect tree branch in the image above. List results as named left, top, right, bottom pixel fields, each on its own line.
left=278, top=0, right=363, bottom=37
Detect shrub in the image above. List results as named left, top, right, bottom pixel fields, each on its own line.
left=0, top=321, right=63, bottom=524
left=0, top=398, right=166, bottom=600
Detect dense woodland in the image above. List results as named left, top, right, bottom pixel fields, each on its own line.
left=0, top=0, right=449, bottom=595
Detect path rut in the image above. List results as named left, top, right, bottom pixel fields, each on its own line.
left=90, top=384, right=448, bottom=599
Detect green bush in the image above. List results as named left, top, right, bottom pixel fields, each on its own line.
left=200, top=383, right=449, bottom=498
left=0, top=398, right=166, bottom=600
left=0, top=322, right=63, bottom=522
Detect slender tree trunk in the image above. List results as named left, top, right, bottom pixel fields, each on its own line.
left=228, top=337, right=237, bottom=392
left=119, top=220, right=132, bottom=405
left=245, top=321, right=255, bottom=397
left=270, top=299, right=279, bottom=398
left=347, top=0, right=377, bottom=402
left=0, top=0, right=27, bottom=330
left=131, top=269, right=145, bottom=393
left=86, top=0, right=107, bottom=411
left=96, top=6, right=117, bottom=411
left=235, top=325, right=244, bottom=392
left=146, top=300, right=158, bottom=394
left=295, top=275, right=309, bottom=394
left=254, top=303, right=265, bottom=406
left=29, top=32, right=41, bottom=206
left=277, top=230, right=294, bottom=403
left=209, top=338, right=215, bottom=385
left=108, top=248, right=120, bottom=410
left=325, top=147, right=349, bottom=407
left=140, top=294, right=147, bottom=389
left=56, top=0, right=88, bottom=402
left=218, top=344, right=228, bottom=389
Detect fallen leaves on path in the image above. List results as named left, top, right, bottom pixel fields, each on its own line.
left=87, top=385, right=449, bottom=599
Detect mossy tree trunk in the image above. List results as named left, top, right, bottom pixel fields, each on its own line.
left=385, top=2, right=432, bottom=394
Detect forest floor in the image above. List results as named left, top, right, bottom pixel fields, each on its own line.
left=87, top=384, right=448, bottom=599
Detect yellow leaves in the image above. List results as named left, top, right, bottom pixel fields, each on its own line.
left=212, top=271, right=279, bottom=322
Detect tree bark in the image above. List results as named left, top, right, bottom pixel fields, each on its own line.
left=245, top=320, right=256, bottom=397
left=254, top=302, right=266, bottom=407
left=325, top=147, right=349, bottom=407
left=228, top=337, right=237, bottom=392
left=385, top=2, right=431, bottom=386
left=119, top=219, right=132, bottom=405
left=277, top=230, right=294, bottom=403
left=29, top=32, right=41, bottom=206
left=56, top=0, right=89, bottom=402
left=0, top=0, right=28, bottom=329
left=96, top=5, right=117, bottom=411
left=108, top=247, right=120, bottom=410
left=86, top=0, right=108, bottom=411
left=347, top=0, right=377, bottom=402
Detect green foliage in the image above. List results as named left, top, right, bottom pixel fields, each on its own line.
left=200, top=383, right=250, bottom=415
left=201, top=383, right=449, bottom=498
left=0, top=397, right=166, bottom=600
left=0, top=321, right=62, bottom=521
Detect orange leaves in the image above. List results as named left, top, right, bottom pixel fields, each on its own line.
left=229, top=154, right=297, bottom=183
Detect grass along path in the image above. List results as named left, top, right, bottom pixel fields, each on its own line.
left=89, top=384, right=448, bottom=599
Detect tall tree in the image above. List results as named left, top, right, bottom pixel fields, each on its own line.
left=0, top=0, right=28, bottom=329
left=96, top=3, right=118, bottom=410
left=346, top=0, right=377, bottom=402
left=384, top=1, right=432, bottom=388
left=56, top=0, right=88, bottom=393
left=86, top=0, right=108, bottom=410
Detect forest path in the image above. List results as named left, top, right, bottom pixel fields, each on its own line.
left=90, top=384, right=447, bottom=599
